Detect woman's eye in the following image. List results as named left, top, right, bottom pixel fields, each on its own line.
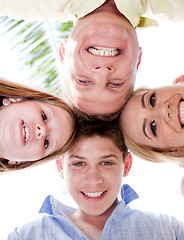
left=42, top=111, right=47, bottom=123
left=44, top=137, right=49, bottom=149
left=149, top=93, right=156, bottom=107
left=150, top=120, right=157, bottom=136
left=74, top=162, right=85, bottom=166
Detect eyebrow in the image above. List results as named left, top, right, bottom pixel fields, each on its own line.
left=69, top=154, right=85, bottom=160
left=101, top=154, right=118, bottom=159
left=141, top=92, right=147, bottom=108
left=69, top=154, right=118, bottom=160
left=142, top=119, right=152, bottom=140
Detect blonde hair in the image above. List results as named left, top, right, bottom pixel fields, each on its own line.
left=122, top=130, right=184, bottom=165
left=0, top=78, right=76, bottom=173
left=120, top=87, right=184, bottom=165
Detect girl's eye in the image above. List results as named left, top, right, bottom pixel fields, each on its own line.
left=74, top=162, right=85, bottom=166
left=42, top=111, right=47, bottom=123
left=44, top=137, right=49, bottom=149
left=150, top=120, right=157, bottom=136
left=149, top=93, right=156, bottom=107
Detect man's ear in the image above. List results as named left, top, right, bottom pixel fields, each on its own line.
left=136, top=47, right=142, bottom=70
left=56, top=157, right=64, bottom=178
left=123, top=152, right=133, bottom=177
left=59, top=38, right=68, bottom=63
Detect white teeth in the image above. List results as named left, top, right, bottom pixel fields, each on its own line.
left=88, top=47, right=119, bottom=56
left=22, top=122, right=29, bottom=142
left=83, top=191, right=104, bottom=198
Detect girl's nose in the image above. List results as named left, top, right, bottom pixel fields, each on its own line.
left=35, top=124, right=46, bottom=139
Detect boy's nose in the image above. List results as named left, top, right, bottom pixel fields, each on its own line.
left=85, top=167, right=103, bottom=185
left=35, top=124, right=46, bottom=139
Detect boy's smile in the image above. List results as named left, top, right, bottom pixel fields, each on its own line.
left=61, top=136, right=125, bottom=217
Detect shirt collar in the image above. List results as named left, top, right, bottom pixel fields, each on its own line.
left=39, top=184, right=139, bottom=215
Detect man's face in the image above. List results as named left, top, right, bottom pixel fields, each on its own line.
left=60, top=8, right=141, bottom=115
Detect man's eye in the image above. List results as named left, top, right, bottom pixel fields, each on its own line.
left=42, top=111, right=47, bottom=123
left=74, top=162, right=85, bottom=166
left=109, top=82, right=122, bottom=88
left=44, top=137, right=49, bottom=149
left=150, top=120, right=157, bottom=136
left=75, top=77, right=90, bottom=85
left=149, top=93, right=156, bottom=107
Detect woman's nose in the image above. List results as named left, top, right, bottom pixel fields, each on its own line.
left=35, top=123, right=46, bottom=139
left=157, top=101, right=170, bottom=122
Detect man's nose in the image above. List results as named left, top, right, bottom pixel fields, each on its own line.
left=35, top=123, right=47, bottom=139
left=92, top=65, right=114, bottom=73
left=92, top=66, right=114, bottom=88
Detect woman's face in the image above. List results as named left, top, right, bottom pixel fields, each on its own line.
left=0, top=100, right=73, bottom=162
left=120, top=86, right=184, bottom=149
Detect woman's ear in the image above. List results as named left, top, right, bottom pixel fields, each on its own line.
left=56, top=157, right=64, bottom=178
left=59, top=38, right=68, bottom=63
left=123, top=152, right=133, bottom=177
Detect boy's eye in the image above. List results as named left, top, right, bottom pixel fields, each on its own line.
left=42, top=111, right=47, bottom=123
left=150, top=120, right=157, bottom=136
left=74, top=162, right=85, bottom=166
left=44, top=137, right=49, bottom=149
left=149, top=93, right=156, bottom=107
left=101, top=161, right=113, bottom=166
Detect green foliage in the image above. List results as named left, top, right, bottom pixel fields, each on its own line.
left=0, top=16, right=73, bottom=92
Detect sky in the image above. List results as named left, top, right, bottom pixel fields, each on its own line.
left=0, top=20, right=184, bottom=239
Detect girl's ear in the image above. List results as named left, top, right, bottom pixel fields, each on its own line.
left=56, top=157, right=64, bottom=178
left=123, top=152, right=133, bottom=177
left=59, top=38, right=68, bottom=63
left=2, top=98, right=23, bottom=106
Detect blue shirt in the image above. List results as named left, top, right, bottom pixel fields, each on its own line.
left=7, top=185, right=184, bottom=240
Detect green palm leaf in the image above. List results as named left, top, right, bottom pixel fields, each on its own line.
left=0, top=16, right=73, bottom=93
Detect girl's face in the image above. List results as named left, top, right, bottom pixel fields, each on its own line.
left=0, top=100, right=73, bottom=162
left=120, top=86, right=184, bottom=149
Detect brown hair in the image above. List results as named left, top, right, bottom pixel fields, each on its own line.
left=0, top=78, right=76, bottom=173
left=71, top=118, right=128, bottom=162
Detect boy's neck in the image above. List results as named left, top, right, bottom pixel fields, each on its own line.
left=69, top=199, right=118, bottom=240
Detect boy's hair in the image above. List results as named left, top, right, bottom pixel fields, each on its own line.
left=73, top=118, right=128, bottom=162
left=0, top=78, right=76, bottom=173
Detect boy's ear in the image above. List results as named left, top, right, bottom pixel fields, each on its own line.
left=59, top=38, right=68, bottom=63
left=123, top=152, right=133, bottom=177
left=56, top=157, right=64, bottom=178
left=173, top=74, right=184, bottom=85
left=136, top=47, right=142, bottom=70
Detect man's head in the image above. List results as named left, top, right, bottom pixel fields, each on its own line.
left=59, top=2, right=142, bottom=115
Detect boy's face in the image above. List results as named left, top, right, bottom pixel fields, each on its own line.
left=60, top=136, right=131, bottom=217
left=60, top=9, right=141, bottom=115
